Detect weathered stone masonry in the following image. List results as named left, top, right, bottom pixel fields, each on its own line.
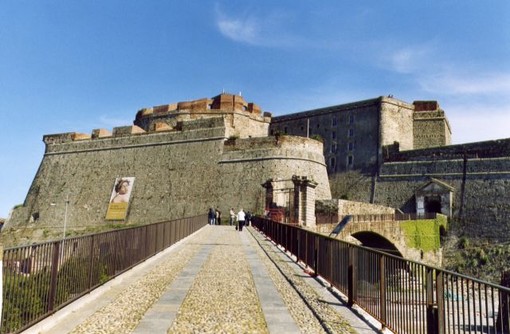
left=4, top=94, right=331, bottom=245
left=5, top=91, right=509, bottom=248
left=374, top=140, right=510, bottom=241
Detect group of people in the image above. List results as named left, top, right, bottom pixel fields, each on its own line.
left=208, top=207, right=252, bottom=231
left=208, top=207, right=222, bottom=225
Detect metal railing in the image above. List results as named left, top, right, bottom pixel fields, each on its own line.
left=252, top=217, right=510, bottom=334
left=1, top=215, right=207, bottom=334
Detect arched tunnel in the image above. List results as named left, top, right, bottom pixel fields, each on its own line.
left=351, top=231, right=403, bottom=257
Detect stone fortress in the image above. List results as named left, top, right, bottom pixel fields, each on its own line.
left=270, top=96, right=510, bottom=243
left=3, top=92, right=510, bottom=251
left=3, top=93, right=331, bottom=245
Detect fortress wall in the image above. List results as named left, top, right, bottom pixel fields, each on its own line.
left=387, top=138, right=510, bottom=161
left=220, top=136, right=331, bottom=204
left=5, top=118, right=330, bottom=245
left=7, top=126, right=228, bottom=241
left=375, top=157, right=510, bottom=241
left=381, top=157, right=510, bottom=176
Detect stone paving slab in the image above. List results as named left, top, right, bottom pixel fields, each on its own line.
left=240, top=229, right=300, bottom=333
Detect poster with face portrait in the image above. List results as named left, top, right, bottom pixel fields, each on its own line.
left=105, top=177, right=135, bottom=220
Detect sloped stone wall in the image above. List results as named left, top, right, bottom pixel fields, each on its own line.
left=5, top=118, right=330, bottom=245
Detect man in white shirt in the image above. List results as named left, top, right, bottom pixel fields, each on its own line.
left=237, top=208, right=246, bottom=231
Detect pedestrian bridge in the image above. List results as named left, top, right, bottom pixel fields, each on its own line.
left=1, top=216, right=509, bottom=334
left=12, top=224, right=375, bottom=334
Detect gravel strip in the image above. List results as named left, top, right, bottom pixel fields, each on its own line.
left=248, top=227, right=356, bottom=334
left=167, top=229, right=268, bottom=334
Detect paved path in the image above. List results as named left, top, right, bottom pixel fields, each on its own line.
left=25, top=225, right=381, bottom=334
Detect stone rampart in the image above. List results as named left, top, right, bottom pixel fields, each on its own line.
left=5, top=116, right=330, bottom=245
left=375, top=156, right=510, bottom=241
left=220, top=135, right=331, bottom=201
left=386, top=138, right=510, bottom=161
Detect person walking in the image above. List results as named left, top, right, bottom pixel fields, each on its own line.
left=208, top=208, right=216, bottom=225
left=237, top=208, right=246, bottom=231
left=215, top=208, right=222, bottom=225
left=229, top=208, right=236, bottom=226
left=245, top=211, right=252, bottom=227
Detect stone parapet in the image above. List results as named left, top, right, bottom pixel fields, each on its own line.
left=386, top=138, right=510, bottom=162
left=380, top=157, right=510, bottom=177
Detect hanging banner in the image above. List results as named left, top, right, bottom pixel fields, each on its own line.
left=105, top=177, right=135, bottom=220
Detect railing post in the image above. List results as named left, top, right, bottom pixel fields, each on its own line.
left=497, top=270, right=510, bottom=333
left=313, top=235, right=318, bottom=276
left=435, top=271, right=445, bottom=334
left=47, top=241, right=61, bottom=312
left=296, top=231, right=300, bottom=263
left=145, top=224, right=150, bottom=258
left=426, top=268, right=439, bottom=334
left=379, top=255, right=387, bottom=328
left=348, top=246, right=358, bottom=307
left=88, top=235, right=96, bottom=289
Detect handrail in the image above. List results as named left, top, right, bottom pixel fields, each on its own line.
left=252, top=216, right=510, bottom=334
left=1, top=215, right=207, bottom=334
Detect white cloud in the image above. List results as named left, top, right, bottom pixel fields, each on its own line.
left=214, top=5, right=301, bottom=48
left=445, top=102, right=510, bottom=144
left=384, top=43, right=510, bottom=97
left=389, top=45, right=435, bottom=74
left=380, top=43, right=510, bottom=144
left=421, top=71, right=510, bottom=95
left=216, top=14, right=260, bottom=45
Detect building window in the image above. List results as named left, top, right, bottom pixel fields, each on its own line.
left=330, top=157, right=336, bottom=170
left=347, top=155, right=354, bottom=168
left=349, top=114, right=354, bottom=124
left=284, top=126, right=288, bottom=134
left=332, top=131, right=336, bottom=139
left=332, top=116, right=337, bottom=126
left=348, top=142, right=354, bottom=151
left=331, top=142, right=337, bottom=153
left=348, top=128, right=354, bottom=137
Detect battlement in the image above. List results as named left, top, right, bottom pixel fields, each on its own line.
left=135, top=93, right=262, bottom=123
left=43, top=126, right=147, bottom=145
left=42, top=93, right=270, bottom=146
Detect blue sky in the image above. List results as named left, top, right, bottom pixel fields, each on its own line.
left=1, top=1, right=509, bottom=218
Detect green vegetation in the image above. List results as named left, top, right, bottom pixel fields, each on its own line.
left=400, top=215, right=447, bottom=252
left=1, top=255, right=114, bottom=333
left=444, top=239, right=510, bottom=284
left=310, top=134, right=323, bottom=142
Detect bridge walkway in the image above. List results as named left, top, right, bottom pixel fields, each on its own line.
left=24, top=225, right=381, bottom=334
